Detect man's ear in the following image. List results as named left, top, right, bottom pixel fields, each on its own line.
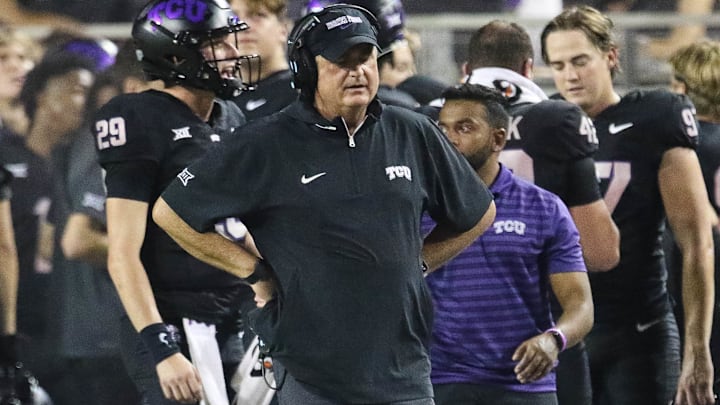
left=461, top=61, right=469, bottom=77
left=607, top=47, right=620, bottom=71
left=522, top=58, right=534, bottom=80
left=494, top=128, right=507, bottom=151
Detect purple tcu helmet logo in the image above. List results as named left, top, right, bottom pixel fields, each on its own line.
left=148, top=0, right=208, bottom=28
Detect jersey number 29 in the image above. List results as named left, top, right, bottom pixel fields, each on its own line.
left=96, top=117, right=127, bottom=150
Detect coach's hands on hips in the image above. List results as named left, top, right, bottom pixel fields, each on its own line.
left=512, top=333, right=559, bottom=384
left=156, top=353, right=204, bottom=403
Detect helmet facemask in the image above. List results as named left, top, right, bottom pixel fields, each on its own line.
left=139, top=12, right=261, bottom=99
left=132, top=0, right=260, bottom=98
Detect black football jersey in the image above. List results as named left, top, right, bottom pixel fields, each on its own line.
left=698, top=121, right=720, bottom=215
left=232, top=69, right=297, bottom=121
left=93, top=90, right=249, bottom=321
left=589, top=90, right=698, bottom=324
left=501, top=99, right=601, bottom=207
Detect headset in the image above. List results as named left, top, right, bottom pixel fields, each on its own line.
left=287, top=3, right=380, bottom=97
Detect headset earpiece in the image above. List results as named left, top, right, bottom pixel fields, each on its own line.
left=287, top=16, right=319, bottom=93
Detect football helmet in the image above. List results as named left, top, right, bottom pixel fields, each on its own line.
left=132, top=0, right=260, bottom=99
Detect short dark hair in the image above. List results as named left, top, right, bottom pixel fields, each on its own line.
left=442, top=83, right=509, bottom=130
left=19, top=52, right=96, bottom=122
left=467, top=20, right=533, bottom=73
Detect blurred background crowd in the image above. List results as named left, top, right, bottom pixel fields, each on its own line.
left=3, top=0, right=720, bottom=89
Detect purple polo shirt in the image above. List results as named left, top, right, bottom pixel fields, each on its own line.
left=424, top=164, right=586, bottom=393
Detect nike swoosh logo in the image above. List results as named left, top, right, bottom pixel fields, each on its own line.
left=245, top=99, right=267, bottom=111
left=608, top=122, right=634, bottom=134
left=301, top=172, right=327, bottom=184
left=635, top=318, right=662, bottom=333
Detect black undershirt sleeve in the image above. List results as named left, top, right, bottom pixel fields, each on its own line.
left=566, top=156, right=603, bottom=207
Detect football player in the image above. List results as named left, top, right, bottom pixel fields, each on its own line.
left=92, top=0, right=258, bottom=403
left=230, top=0, right=298, bottom=120
left=667, top=38, right=720, bottom=387
left=542, top=6, right=715, bottom=405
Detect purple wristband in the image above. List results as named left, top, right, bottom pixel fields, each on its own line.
left=545, top=328, right=567, bottom=352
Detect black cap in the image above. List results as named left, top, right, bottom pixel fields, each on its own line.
left=304, top=0, right=406, bottom=51
left=306, top=6, right=379, bottom=62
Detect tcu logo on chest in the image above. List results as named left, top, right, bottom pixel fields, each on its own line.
left=493, top=220, right=526, bottom=235
left=385, top=165, right=412, bottom=181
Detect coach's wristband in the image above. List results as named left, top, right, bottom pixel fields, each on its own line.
left=241, top=260, right=273, bottom=285
left=545, top=328, right=567, bottom=352
left=140, top=323, right=182, bottom=365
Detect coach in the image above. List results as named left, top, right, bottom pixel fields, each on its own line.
left=153, top=4, right=495, bottom=404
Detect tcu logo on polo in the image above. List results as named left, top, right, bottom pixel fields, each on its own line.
left=148, top=0, right=208, bottom=27
left=493, top=220, right=526, bottom=235
left=385, top=165, right=412, bottom=181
